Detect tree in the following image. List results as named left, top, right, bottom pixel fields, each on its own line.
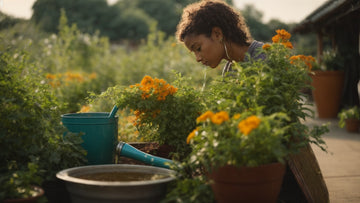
left=32, top=0, right=110, bottom=34
left=241, top=4, right=272, bottom=42
left=135, top=0, right=181, bottom=36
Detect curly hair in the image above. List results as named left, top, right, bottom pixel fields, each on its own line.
left=176, top=0, right=252, bottom=46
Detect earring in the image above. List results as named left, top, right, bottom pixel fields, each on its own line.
left=224, top=42, right=230, bottom=60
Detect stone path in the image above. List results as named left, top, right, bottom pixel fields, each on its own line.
left=306, top=113, right=360, bottom=203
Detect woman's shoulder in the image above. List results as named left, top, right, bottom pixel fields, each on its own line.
left=245, top=40, right=266, bottom=61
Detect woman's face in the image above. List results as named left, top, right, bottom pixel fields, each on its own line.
left=183, top=29, right=224, bottom=68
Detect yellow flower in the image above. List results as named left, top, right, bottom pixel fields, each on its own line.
left=186, top=127, right=199, bottom=144
left=238, top=115, right=261, bottom=135
left=196, top=111, right=214, bottom=123
left=210, top=111, right=230, bottom=125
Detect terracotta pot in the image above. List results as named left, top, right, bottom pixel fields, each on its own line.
left=311, top=70, right=344, bottom=118
left=4, top=186, right=44, bottom=203
left=345, top=119, right=360, bottom=133
left=208, top=162, right=286, bottom=203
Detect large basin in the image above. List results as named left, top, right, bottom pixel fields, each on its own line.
left=56, top=164, right=175, bottom=203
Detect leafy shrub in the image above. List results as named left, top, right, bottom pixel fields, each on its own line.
left=0, top=51, right=86, bottom=200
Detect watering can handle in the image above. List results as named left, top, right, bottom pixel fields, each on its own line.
left=108, top=105, right=118, bottom=118
left=116, top=142, right=173, bottom=169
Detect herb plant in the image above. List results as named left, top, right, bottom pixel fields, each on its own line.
left=338, top=106, right=360, bottom=128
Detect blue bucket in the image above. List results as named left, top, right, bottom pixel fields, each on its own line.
left=61, top=113, right=118, bottom=165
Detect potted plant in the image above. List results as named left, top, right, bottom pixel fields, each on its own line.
left=310, top=49, right=345, bottom=118
left=187, top=110, right=290, bottom=202
left=338, top=106, right=360, bottom=133
left=96, top=74, right=204, bottom=160
left=163, top=29, right=329, bottom=203
left=0, top=163, right=44, bottom=203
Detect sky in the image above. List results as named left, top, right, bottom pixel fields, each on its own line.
left=0, top=0, right=328, bottom=23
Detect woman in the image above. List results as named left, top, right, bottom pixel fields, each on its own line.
left=176, top=0, right=266, bottom=77
left=175, top=1, right=326, bottom=202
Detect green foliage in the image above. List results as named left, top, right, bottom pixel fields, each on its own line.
left=338, top=106, right=360, bottom=128
left=162, top=171, right=214, bottom=203
left=37, top=11, right=117, bottom=112
left=0, top=51, right=59, bottom=165
left=0, top=51, right=86, bottom=199
left=321, top=49, right=344, bottom=71
left=0, top=163, right=42, bottom=200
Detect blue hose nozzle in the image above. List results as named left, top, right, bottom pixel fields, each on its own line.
left=116, top=142, right=174, bottom=169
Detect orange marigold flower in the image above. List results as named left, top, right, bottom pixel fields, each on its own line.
left=290, top=55, right=316, bottom=71
left=141, top=75, right=154, bottom=86
left=210, top=111, right=230, bottom=125
left=186, top=127, right=199, bottom=144
left=238, top=115, right=261, bottom=135
left=262, top=44, right=271, bottom=50
left=272, top=35, right=280, bottom=43
left=272, top=29, right=292, bottom=45
left=282, top=41, right=293, bottom=49
left=276, top=29, right=291, bottom=40
left=46, top=73, right=56, bottom=80
left=141, top=93, right=150, bottom=99
left=233, top=113, right=241, bottom=120
left=196, top=111, right=214, bottom=123
left=79, top=105, right=91, bottom=113
left=89, top=72, right=97, bottom=79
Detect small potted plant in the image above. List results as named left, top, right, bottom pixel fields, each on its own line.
left=185, top=110, right=290, bottom=202
left=338, top=106, right=360, bottom=133
left=310, top=49, right=345, bottom=118
left=0, top=163, right=44, bottom=202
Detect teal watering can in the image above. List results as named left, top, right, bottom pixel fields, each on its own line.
left=62, top=105, right=174, bottom=169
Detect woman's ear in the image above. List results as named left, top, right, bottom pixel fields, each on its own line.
left=211, top=27, right=223, bottom=41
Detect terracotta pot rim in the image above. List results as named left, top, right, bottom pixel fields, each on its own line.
left=311, top=70, right=344, bottom=76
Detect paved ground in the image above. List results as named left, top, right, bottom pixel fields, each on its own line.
left=305, top=106, right=360, bottom=203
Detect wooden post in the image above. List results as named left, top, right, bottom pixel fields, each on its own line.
left=317, top=31, right=323, bottom=64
